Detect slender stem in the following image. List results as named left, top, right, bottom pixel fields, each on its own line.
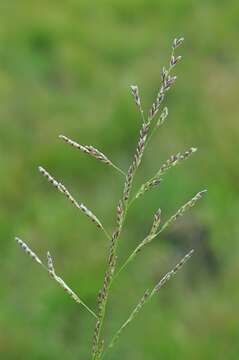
left=92, top=203, right=129, bottom=360
left=103, top=289, right=154, bottom=356
left=113, top=235, right=154, bottom=282
left=111, top=163, right=127, bottom=177
left=93, top=45, right=179, bottom=359
left=102, top=227, right=113, bottom=242
left=79, top=300, right=99, bottom=319
left=103, top=249, right=194, bottom=357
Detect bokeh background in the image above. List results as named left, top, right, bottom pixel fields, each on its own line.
left=1, top=1, right=239, bottom=359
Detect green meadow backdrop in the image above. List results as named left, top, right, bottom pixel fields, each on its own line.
left=0, top=1, right=238, bottom=359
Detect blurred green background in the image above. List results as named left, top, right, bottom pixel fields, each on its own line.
left=1, top=1, right=239, bottom=359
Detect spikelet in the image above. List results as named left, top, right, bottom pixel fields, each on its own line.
left=47, top=251, right=55, bottom=273
left=160, top=190, right=207, bottom=233
left=38, top=166, right=103, bottom=229
left=84, top=145, right=112, bottom=165
left=150, top=208, right=162, bottom=235
left=130, top=85, right=144, bottom=116
left=170, top=55, right=182, bottom=67
left=15, top=237, right=43, bottom=265
left=116, top=200, right=124, bottom=229
left=172, top=36, right=184, bottom=49
left=108, top=249, right=193, bottom=350
left=157, top=107, right=168, bottom=128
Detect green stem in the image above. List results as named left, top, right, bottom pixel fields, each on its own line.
left=111, top=163, right=127, bottom=177
left=92, top=203, right=129, bottom=360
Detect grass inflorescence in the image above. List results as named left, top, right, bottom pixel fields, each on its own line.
left=15, top=37, right=206, bottom=359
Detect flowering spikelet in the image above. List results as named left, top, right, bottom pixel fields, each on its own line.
left=84, top=145, right=112, bottom=165
left=47, top=251, right=55, bottom=273
left=160, top=190, right=207, bottom=233
left=15, top=237, right=42, bottom=265
left=38, top=166, right=103, bottom=229
left=170, top=55, right=182, bottom=67
left=157, top=107, right=168, bottom=128
left=116, top=200, right=124, bottom=229
left=130, top=85, right=143, bottom=114
left=150, top=208, right=161, bottom=235
left=172, top=36, right=184, bottom=49
left=123, top=121, right=150, bottom=201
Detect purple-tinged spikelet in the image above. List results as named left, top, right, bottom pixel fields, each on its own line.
left=47, top=251, right=55, bottom=273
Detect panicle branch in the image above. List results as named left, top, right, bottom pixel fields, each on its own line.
left=135, top=147, right=197, bottom=200
left=149, top=36, right=184, bottom=120
left=38, top=166, right=105, bottom=232
left=154, top=249, right=194, bottom=292
left=59, top=135, right=125, bottom=177
left=15, top=237, right=97, bottom=318
left=15, top=237, right=43, bottom=265
left=106, top=249, right=193, bottom=352
left=159, top=190, right=207, bottom=233
left=93, top=201, right=124, bottom=359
